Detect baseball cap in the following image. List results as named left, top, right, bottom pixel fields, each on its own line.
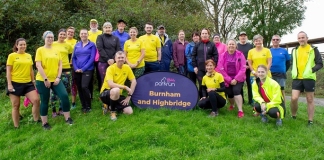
left=90, top=19, right=98, bottom=23
left=117, top=19, right=127, bottom=25
left=239, top=31, right=247, bottom=36
left=158, top=25, right=165, bottom=30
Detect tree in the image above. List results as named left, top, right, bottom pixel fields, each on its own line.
left=198, top=0, right=243, bottom=42
left=239, top=0, right=307, bottom=47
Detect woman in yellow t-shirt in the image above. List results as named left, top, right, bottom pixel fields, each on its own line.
left=35, top=31, right=73, bottom=130
left=50, top=28, right=73, bottom=117
left=198, top=59, right=227, bottom=117
left=6, top=38, right=40, bottom=128
left=124, top=27, right=145, bottom=78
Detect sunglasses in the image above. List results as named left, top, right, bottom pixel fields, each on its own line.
left=272, top=39, right=280, bottom=41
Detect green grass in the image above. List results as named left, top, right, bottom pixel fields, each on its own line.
left=1, top=91, right=324, bottom=160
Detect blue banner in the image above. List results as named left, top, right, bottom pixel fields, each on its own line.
left=131, top=72, right=198, bottom=110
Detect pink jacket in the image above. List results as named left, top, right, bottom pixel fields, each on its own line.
left=216, top=50, right=246, bottom=87
left=215, top=42, right=227, bottom=55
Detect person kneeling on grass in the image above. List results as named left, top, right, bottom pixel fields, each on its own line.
left=252, top=65, right=285, bottom=126
left=198, top=59, right=226, bottom=117
left=100, top=51, right=136, bottom=121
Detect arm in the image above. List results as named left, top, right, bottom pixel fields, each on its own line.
left=216, top=82, right=226, bottom=92
left=157, top=47, right=161, bottom=61
left=108, top=80, right=128, bottom=90
left=201, top=85, right=207, bottom=98
left=30, top=66, right=35, bottom=82
left=265, top=83, right=282, bottom=109
left=191, top=44, right=198, bottom=68
left=6, top=65, right=13, bottom=90
left=169, top=41, right=173, bottom=60
left=267, top=58, right=272, bottom=71
left=137, top=49, right=145, bottom=64
left=72, top=46, right=78, bottom=70
left=212, top=44, right=219, bottom=66
left=81, top=44, right=96, bottom=71
left=312, top=47, right=323, bottom=72
left=285, top=60, right=290, bottom=72
left=216, top=54, right=232, bottom=84
left=234, top=52, right=247, bottom=81
left=96, top=35, right=109, bottom=62
left=252, top=81, right=265, bottom=104
left=173, top=42, right=179, bottom=68
left=36, top=61, right=48, bottom=80
left=116, top=37, right=121, bottom=52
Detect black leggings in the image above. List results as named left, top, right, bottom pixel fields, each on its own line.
left=74, top=70, right=94, bottom=110
left=241, top=68, right=253, bottom=103
left=188, top=71, right=197, bottom=85
left=254, top=103, right=282, bottom=119
left=198, top=91, right=226, bottom=112
left=197, top=70, right=206, bottom=98
left=226, top=82, right=244, bottom=98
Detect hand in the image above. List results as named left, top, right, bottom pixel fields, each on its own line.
left=44, top=80, right=51, bottom=88
left=129, top=64, right=136, bottom=69
left=8, top=84, right=14, bottom=92
left=200, top=97, right=206, bottom=100
left=121, top=96, right=131, bottom=106
left=194, top=67, right=198, bottom=74
left=53, top=78, right=60, bottom=85
left=108, top=59, right=114, bottom=65
left=246, top=65, right=249, bottom=69
left=261, top=103, right=267, bottom=114
left=230, top=79, right=237, bottom=85
left=251, top=70, right=258, bottom=76
left=125, top=86, right=132, bottom=95
left=207, top=88, right=216, bottom=92
left=75, top=69, right=81, bottom=73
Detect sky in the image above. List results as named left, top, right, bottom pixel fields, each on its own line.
left=281, top=0, right=324, bottom=52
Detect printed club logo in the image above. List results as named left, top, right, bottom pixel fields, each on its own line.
left=155, top=77, right=176, bottom=87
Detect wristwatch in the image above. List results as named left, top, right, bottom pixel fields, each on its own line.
left=44, top=78, right=48, bottom=81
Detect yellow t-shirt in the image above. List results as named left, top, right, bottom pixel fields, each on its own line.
left=52, top=41, right=73, bottom=69
left=139, top=34, right=161, bottom=62
left=65, top=38, right=77, bottom=49
left=202, top=72, right=226, bottom=99
left=88, top=30, right=102, bottom=44
left=297, top=44, right=311, bottom=79
left=6, top=52, right=33, bottom=83
left=35, top=47, right=62, bottom=82
left=100, top=63, right=135, bottom=94
left=124, top=39, right=145, bottom=68
left=247, top=48, right=272, bottom=76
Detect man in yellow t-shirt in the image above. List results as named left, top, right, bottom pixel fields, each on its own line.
left=139, top=22, right=161, bottom=73
left=88, top=19, right=102, bottom=43
left=100, top=51, right=136, bottom=121
left=290, top=31, right=323, bottom=125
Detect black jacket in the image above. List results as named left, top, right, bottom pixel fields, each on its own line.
left=96, top=34, right=121, bottom=62
left=191, top=41, right=218, bottom=71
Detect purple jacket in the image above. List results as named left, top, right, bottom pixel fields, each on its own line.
left=72, top=41, right=96, bottom=71
left=216, top=50, right=246, bottom=87
left=173, top=40, right=188, bottom=68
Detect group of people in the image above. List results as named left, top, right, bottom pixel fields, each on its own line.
left=6, top=19, right=323, bottom=129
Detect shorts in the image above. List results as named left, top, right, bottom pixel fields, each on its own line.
left=100, top=89, right=128, bottom=112
left=292, top=79, right=315, bottom=92
left=7, top=81, right=36, bottom=96
left=226, top=82, right=244, bottom=98
left=272, top=77, right=286, bottom=90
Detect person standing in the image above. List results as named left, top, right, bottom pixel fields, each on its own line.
left=65, top=26, right=78, bottom=109
left=290, top=31, right=323, bottom=125
left=191, top=28, right=218, bottom=98
left=100, top=51, right=136, bottom=121
left=6, top=38, right=40, bottom=128
left=237, top=31, right=254, bottom=105
left=213, top=34, right=226, bottom=55
left=173, top=30, right=189, bottom=75
left=185, top=32, right=200, bottom=84
left=96, top=22, right=121, bottom=88
left=156, top=25, right=173, bottom=71
left=35, top=31, right=73, bottom=130
left=270, top=35, right=291, bottom=102
left=139, top=22, right=162, bottom=73
left=112, top=19, right=130, bottom=50
left=217, top=40, right=246, bottom=118
left=124, top=27, right=145, bottom=78
left=50, top=29, right=73, bottom=117
left=72, top=29, right=96, bottom=113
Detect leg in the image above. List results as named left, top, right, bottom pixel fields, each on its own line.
left=95, top=61, right=102, bottom=91
left=25, top=90, right=40, bottom=122
left=233, top=83, right=244, bottom=113
left=188, top=72, right=197, bottom=84
left=197, top=98, right=211, bottom=109
left=36, top=81, right=51, bottom=125
left=97, top=62, right=109, bottom=87
left=291, top=79, right=303, bottom=117
left=267, top=108, right=280, bottom=119
left=74, top=71, right=86, bottom=109
left=71, top=69, right=78, bottom=108
left=197, top=70, right=205, bottom=98
left=226, top=86, right=235, bottom=109
left=50, top=90, right=58, bottom=113
left=246, top=69, right=253, bottom=104
left=81, top=70, right=94, bottom=110
left=109, top=88, right=121, bottom=120
left=52, top=81, right=71, bottom=121
left=9, top=94, right=20, bottom=128
left=305, top=92, right=315, bottom=121
left=123, top=107, right=133, bottom=115
left=207, top=91, right=220, bottom=112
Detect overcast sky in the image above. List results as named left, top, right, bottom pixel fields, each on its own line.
left=281, top=0, right=324, bottom=51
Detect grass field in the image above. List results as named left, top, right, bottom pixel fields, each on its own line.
left=1, top=89, right=324, bottom=160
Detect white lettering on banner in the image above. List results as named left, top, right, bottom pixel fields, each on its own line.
left=154, top=77, right=175, bottom=87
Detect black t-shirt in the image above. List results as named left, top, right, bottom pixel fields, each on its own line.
left=237, top=43, right=254, bottom=59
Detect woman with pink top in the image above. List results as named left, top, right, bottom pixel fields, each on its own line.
left=217, top=39, right=246, bottom=118
left=213, top=34, right=227, bottom=55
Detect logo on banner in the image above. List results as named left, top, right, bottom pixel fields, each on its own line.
left=131, top=72, right=198, bottom=110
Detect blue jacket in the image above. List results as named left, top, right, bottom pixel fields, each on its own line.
left=72, top=41, right=96, bottom=71
left=112, top=30, right=130, bottom=51
left=185, top=41, right=195, bottom=72
left=155, top=33, right=173, bottom=61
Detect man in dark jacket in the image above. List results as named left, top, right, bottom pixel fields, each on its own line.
left=156, top=25, right=173, bottom=71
